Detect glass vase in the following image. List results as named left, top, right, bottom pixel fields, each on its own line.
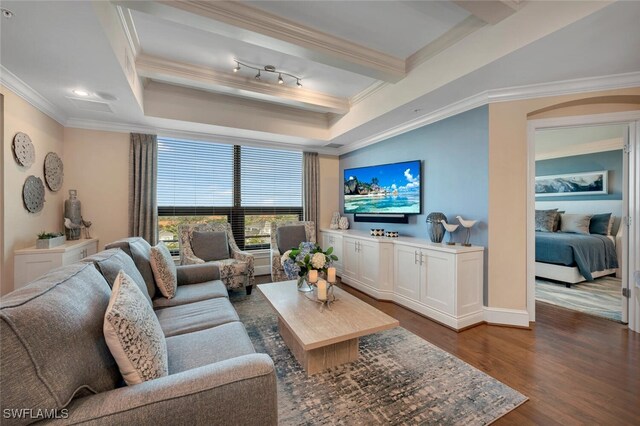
left=297, top=275, right=313, bottom=292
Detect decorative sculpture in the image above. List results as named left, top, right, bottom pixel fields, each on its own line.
left=64, top=190, right=82, bottom=240
left=82, top=218, right=93, bottom=239
left=426, top=212, right=447, bottom=243
left=330, top=211, right=341, bottom=230
left=338, top=216, right=350, bottom=230
left=440, top=219, right=459, bottom=245
left=456, top=216, right=478, bottom=247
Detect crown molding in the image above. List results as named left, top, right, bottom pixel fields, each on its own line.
left=117, top=0, right=404, bottom=82
left=535, top=137, right=624, bottom=161
left=136, top=54, right=350, bottom=114
left=0, top=65, right=67, bottom=125
left=349, top=81, right=389, bottom=106
left=64, top=117, right=338, bottom=155
left=339, top=71, right=640, bottom=155
left=116, top=5, right=140, bottom=57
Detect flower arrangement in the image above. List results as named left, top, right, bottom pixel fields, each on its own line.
left=282, top=241, right=338, bottom=287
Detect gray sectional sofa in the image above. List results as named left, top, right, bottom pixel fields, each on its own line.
left=0, top=237, right=277, bottom=425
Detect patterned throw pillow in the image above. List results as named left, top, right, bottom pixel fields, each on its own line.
left=535, top=209, right=558, bottom=232
left=150, top=243, right=177, bottom=298
left=103, top=271, right=168, bottom=386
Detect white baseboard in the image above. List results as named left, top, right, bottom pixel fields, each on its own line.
left=483, top=307, right=531, bottom=327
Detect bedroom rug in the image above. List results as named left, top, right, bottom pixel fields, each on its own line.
left=535, top=276, right=622, bottom=322
left=230, top=288, right=527, bottom=425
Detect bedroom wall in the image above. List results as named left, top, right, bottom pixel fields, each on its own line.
left=1, top=85, right=65, bottom=295
left=339, top=106, right=489, bottom=300
left=535, top=150, right=624, bottom=201
left=488, top=86, right=640, bottom=312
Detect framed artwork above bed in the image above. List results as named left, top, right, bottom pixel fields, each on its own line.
left=535, top=170, right=608, bottom=197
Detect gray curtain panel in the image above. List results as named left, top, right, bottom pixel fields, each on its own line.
left=129, top=133, right=158, bottom=245
left=302, top=152, right=319, bottom=232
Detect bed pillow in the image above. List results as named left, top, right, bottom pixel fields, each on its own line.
left=535, top=209, right=558, bottom=232
left=560, top=214, right=593, bottom=234
left=553, top=210, right=565, bottom=232
left=589, top=213, right=613, bottom=235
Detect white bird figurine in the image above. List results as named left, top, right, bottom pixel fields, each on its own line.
left=64, top=217, right=81, bottom=230
left=440, top=219, right=459, bottom=245
left=456, top=216, right=477, bottom=246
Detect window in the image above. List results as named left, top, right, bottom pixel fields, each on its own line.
left=157, top=139, right=303, bottom=251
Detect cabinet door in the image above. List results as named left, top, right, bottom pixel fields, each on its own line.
left=394, top=244, right=421, bottom=300
left=422, top=251, right=455, bottom=314
left=358, top=239, right=380, bottom=288
left=330, top=235, right=343, bottom=270
left=342, top=237, right=359, bottom=280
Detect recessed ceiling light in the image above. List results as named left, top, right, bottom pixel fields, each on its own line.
left=72, top=89, right=90, bottom=97
left=1, top=8, right=14, bottom=19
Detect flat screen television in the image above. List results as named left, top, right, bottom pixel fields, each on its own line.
left=344, top=160, right=421, bottom=214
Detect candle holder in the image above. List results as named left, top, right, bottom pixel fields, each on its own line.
left=304, top=281, right=338, bottom=311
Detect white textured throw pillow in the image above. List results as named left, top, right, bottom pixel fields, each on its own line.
left=560, top=214, right=593, bottom=235
left=104, top=270, right=168, bottom=386
left=150, top=242, right=177, bottom=298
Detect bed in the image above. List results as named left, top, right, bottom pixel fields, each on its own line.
left=535, top=231, right=619, bottom=286
left=534, top=200, right=622, bottom=286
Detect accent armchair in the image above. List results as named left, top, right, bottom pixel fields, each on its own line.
left=179, top=222, right=255, bottom=294
left=270, top=221, right=316, bottom=282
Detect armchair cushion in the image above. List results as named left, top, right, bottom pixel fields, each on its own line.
left=191, top=231, right=229, bottom=261
left=276, top=225, right=307, bottom=254
left=104, top=271, right=168, bottom=386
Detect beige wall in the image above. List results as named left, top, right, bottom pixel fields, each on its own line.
left=318, top=155, right=339, bottom=230
left=1, top=85, right=65, bottom=295
left=488, top=87, right=640, bottom=310
left=63, top=128, right=130, bottom=252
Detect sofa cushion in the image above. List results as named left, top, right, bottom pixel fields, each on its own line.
left=104, top=271, right=168, bottom=386
left=155, top=298, right=239, bottom=338
left=165, top=322, right=255, bottom=374
left=191, top=231, right=229, bottom=261
left=150, top=243, right=178, bottom=299
left=106, top=238, right=157, bottom=299
left=0, top=263, right=120, bottom=415
left=277, top=225, right=307, bottom=254
left=153, top=280, right=228, bottom=309
left=83, top=248, right=152, bottom=306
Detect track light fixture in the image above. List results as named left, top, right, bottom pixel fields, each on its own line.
left=233, top=60, right=302, bottom=88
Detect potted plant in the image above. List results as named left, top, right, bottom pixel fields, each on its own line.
left=36, top=232, right=65, bottom=249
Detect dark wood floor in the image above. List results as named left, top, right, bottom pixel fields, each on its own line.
left=255, top=276, right=640, bottom=424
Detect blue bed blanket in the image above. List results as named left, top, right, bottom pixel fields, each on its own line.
left=535, top=232, right=618, bottom=281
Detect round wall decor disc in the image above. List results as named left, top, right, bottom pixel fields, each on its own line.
left=44, top=152, right=64, bottom=191
left=23, top=175, right=45, bottom=213
left=13, top=132, right=35, bottom=168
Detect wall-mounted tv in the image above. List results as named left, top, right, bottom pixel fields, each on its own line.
left=344, top=160, right=421, bottom=214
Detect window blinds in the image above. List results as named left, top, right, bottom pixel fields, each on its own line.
left=157, top=138, right=234, bottom=210
left=240, top=146, right=302, bottom=207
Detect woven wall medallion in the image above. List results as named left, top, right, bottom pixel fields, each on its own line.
left=44, top=152, right=64, bottom=191
left=12, top=132, right=35, bottom=168
left=23, top=175, right=45, bottom=213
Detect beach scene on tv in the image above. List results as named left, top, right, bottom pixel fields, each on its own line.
left=344, top=161, right=421, bottom=214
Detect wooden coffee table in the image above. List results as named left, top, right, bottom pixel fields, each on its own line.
left=258, top=280, right=399, bottom=375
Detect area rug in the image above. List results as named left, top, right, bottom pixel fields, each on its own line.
left=535, top=276, right=622, bottom=322
left=230, top=289, right=527, bottom=425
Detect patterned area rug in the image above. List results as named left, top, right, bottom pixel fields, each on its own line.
left=535, top=276, right=622, bottom=322
left=230, top=288, right=527, bottom=425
